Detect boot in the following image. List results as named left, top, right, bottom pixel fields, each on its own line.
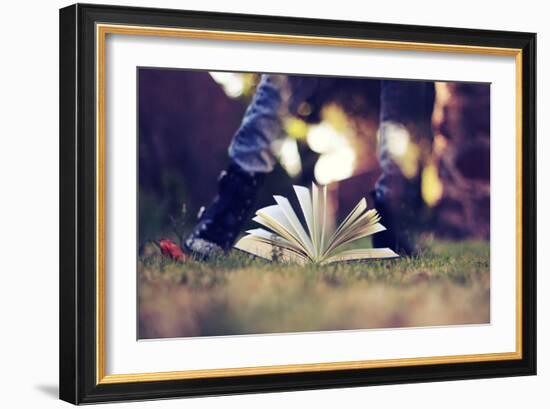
left=183, top=161, right=265, bottom=259
left=371, top=189, right=416, bottom=256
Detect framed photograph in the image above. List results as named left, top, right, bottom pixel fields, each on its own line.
left=59, top=3, right=536, bottom=404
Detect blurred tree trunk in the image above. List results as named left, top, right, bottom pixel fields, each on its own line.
left=138, top=69, right=245, bottom=242
left=432, top=82, right=491, bottom=239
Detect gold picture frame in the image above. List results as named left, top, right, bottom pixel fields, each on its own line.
left=60, top=3, right=536, bottom=404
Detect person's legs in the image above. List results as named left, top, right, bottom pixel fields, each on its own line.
left=183, top=74, right=290, bottom=258
left=228, top=75, right=289, bottom=173
left=184, top=76, right=435, bottom=258
left=373, top=80, right=435, bottom=255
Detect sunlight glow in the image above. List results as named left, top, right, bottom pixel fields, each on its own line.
left=383, top=122, right=411, bottom=158
left=273, top=137, right=302, bottom=177
left=314, top=146, right=356, bottom=185
left=307, top=122, right=349, bottom=153
left=209, top=72, right=245, bottom=98
left=421, top=163, right=444, bottom=206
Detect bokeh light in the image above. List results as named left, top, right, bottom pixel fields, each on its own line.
left=422, top=163, right=444, bottom=206
left=209, top=72, right=245, bottom=98
left=314, top=146, right=356, bottom=185
left=383, top=122, right=411, bottom=158
left=273, top=137, right=302, bottom=177
left=307, top=122, right=349, bottom=153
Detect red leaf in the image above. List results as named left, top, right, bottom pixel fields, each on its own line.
left=159, top=239, right=187, bottom=262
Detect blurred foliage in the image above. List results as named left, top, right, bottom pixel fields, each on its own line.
left=139, top=69, right=491, bottom=246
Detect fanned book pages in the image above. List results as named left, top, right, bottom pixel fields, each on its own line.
left=234, top=184, right=399, bottom=265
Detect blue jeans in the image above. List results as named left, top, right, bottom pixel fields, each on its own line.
left=228, top=75, right=288, bottom=173
left=228, top=74, right=434, bottom=199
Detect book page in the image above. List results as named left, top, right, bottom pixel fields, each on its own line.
left=322, top=210, right=382, bottom=257
left=319, top=184, right=329, bottom=255
left=244, top=228, right=307, bottom=255
left=273, top=195, right=315, bottom=257
left=293, top=185, right=316, bottom=254
left=336, top=223, right=386, bottom=248
left=321, top=247, right=398, bottom=265
left=325, top=198, right=367, bottom=251
left=254, top=206, right=308, bottom=251
left=234, top=235, right=309, bottom=265
left=312, top=183, right=320, bottom=256
left=327, top=212, right=382, bottom=252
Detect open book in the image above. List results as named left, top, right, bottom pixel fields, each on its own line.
left=234, top=184, right=398, bottom=265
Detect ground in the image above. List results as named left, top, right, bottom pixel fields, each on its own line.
left=138, top=239, right=490, bottom=339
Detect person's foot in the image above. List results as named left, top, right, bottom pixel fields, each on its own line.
left=183, top=162, right=265, bottom=259
left=371, top=189, right=416, bottom=256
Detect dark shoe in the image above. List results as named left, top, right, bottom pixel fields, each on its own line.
left=183, top=162, right=265, bottom=259
left=371, top=189, right=416, bottom=256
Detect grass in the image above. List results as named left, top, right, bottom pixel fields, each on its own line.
left=138, top=239, right=490, bottom=339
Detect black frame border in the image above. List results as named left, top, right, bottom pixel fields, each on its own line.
left=59, top=3, right=536, bottom=404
